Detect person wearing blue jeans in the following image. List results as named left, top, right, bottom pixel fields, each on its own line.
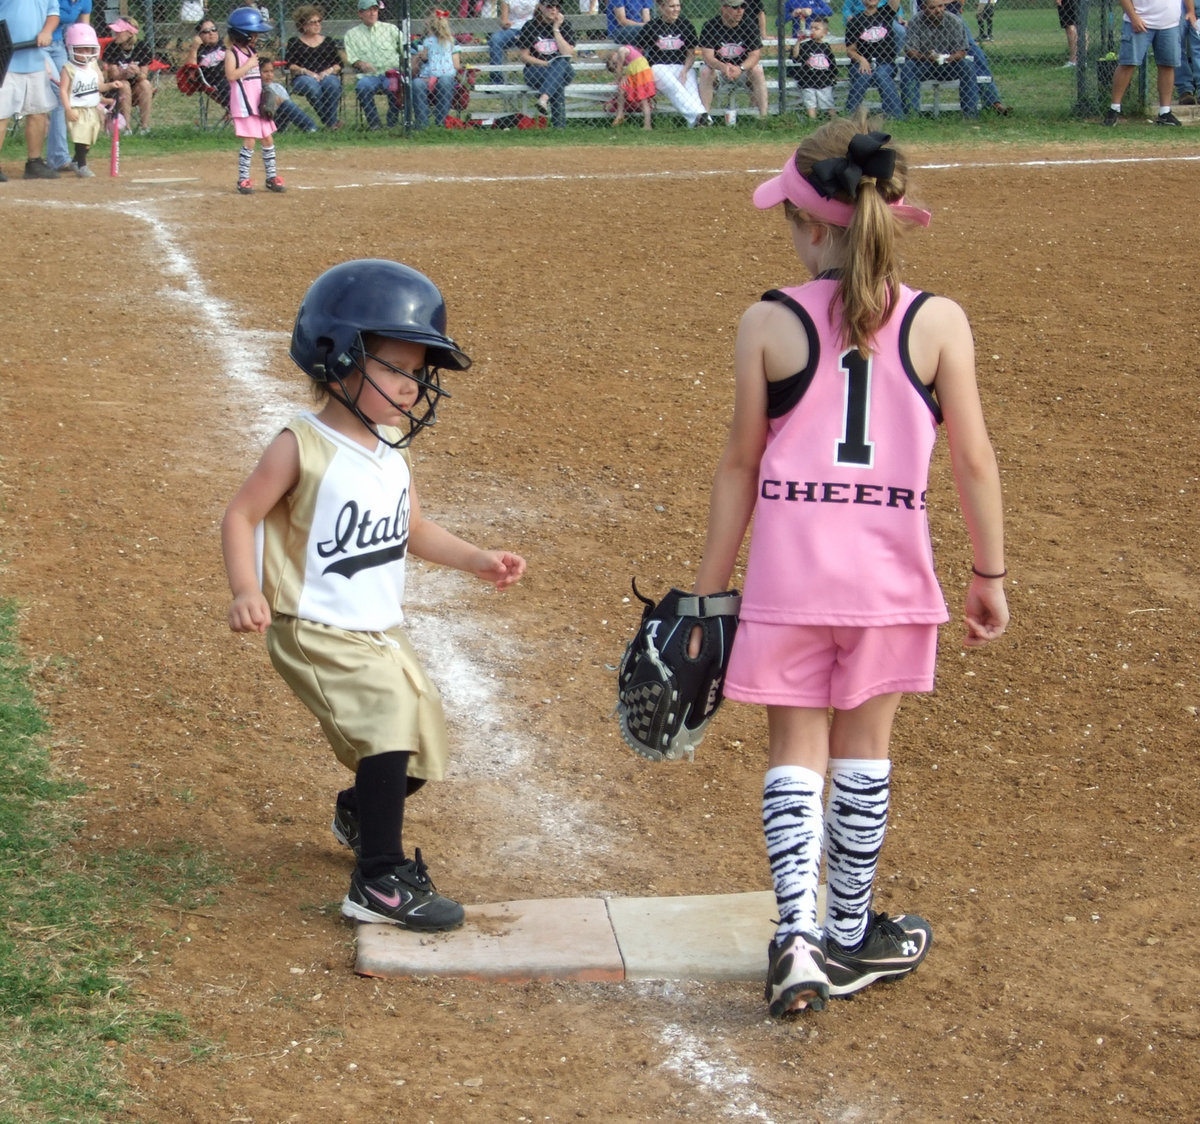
left=47, top=0, right=93, bottom=171
left=1175, top=3, right=1200, bottom=102
left=344, top=0, right=404, bottom=128
left=292, top=72, right=343, bottom=127
left=608, top=0, right=653, bottom=43
left=903, top=0, right=978, bottom=115
left=1103, top=0, right=1187, bottom=126
left=355, top=73, right=402, bottom=127
left=844, top=0, right=905, bottom=117
left=413, top=74, right=456, bottom=126
left=490, top=0, right=539, bottom=82
left=939, top=0, right=1009, bottom=112
left=516, top=0, right=577, bottom=127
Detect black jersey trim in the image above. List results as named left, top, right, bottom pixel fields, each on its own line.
left=760, top=289, right=821, bottom=419
left=898, top=291, right=943, bottom=425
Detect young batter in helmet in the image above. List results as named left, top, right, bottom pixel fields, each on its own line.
left=222, top=259, right=526, bottom=932
left=224, top=6, right=285, bottom=194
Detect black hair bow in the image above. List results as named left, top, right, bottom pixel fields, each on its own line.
left=809, top=131, right=897, bottom=200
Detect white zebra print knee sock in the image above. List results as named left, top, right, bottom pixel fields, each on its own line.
left=763, top=765, right=825, bottom=941
left=824, top=757, right=891, bottom=951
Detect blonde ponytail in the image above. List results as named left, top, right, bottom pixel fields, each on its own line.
left=790, top=114, right=917, bottom=356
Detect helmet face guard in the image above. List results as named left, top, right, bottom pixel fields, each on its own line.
left=65, top=23, right=100, bottom=65
left=291, top=259, right=471, bottom=448
left=325, top=334, right=449, bottom=449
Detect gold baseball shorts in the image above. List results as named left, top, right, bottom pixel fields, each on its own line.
left=267, top=615, right=449, bottom=780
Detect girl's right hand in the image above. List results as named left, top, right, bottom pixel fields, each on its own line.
left=228, top=591, right=271, bottom=633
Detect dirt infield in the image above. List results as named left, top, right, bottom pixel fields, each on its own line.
left=1, top=140, right=1197, bottom=1122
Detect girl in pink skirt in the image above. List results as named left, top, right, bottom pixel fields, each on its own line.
left=224, top=6, right=285, bottom=195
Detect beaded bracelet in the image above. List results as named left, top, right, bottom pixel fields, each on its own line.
left=971, top=566, right=1007, bottom=580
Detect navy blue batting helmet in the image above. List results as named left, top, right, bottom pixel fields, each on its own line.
left=290, top=259, right=471, bottom=447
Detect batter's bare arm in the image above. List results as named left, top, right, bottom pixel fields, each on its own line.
left=222, top=430, right=301, bottom=632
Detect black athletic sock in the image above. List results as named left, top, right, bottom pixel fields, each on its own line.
left=355, top=751, right=410, bottom=879
left=339, top=773, right=424, bottom=815
left=74, top=142, right=88, bottom=167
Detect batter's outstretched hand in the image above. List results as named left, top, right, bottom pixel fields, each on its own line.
left=963, top=577, right=1009, bottom=648
left=470, top=549, right=526, bottom=591
left=229, top=591, right=272, bottom=633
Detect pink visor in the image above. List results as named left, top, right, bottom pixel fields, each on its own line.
left=754, top=155, right=932, bottom=228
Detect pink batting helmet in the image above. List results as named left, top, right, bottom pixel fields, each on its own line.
left=65, top=23, right=101, bottom=65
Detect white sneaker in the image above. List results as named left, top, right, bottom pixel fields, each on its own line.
left=1062, top=60, right=1077, bottom=67
left=75, top=165, right=95, bottom=178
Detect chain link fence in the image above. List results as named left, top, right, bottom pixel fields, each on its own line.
left=109, top=0, right=1192, bottom=130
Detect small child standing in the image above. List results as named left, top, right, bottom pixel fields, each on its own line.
left=222, top=259, right=526, bottom=932
left=789, top=17, right=838, bottom=120
left=606, top=44, right=656, bottom=128
left=59, top=24, right=124, bottom=177
left=224, top=5, right=285, bottom=195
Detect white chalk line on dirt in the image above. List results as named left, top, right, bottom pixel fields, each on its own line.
left=660, top=1024, right=778, bottom=1123
left=55, top=195, right=600, bottom=867
left=310, top=150, right=1200, bottom=192
left=21, top=148, right=1189, bottom=202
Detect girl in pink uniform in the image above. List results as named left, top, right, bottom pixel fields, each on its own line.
left=692, top=117, right=1009, bottom=1019
left=224, top=6, right=285, bottom=195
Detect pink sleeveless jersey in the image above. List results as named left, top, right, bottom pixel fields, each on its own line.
left=739, top=279, right=950, bottom=627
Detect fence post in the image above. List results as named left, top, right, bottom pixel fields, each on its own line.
left=774, top=0, right=786, bottom=117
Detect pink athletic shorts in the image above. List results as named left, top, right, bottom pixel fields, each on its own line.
left=724, top=621, right=939, bottom=710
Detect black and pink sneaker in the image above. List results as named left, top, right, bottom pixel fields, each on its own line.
left=341, top=850, right=464, bottom=931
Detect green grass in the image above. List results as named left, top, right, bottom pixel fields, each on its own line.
left=0, top=600, right=229, bottom=1124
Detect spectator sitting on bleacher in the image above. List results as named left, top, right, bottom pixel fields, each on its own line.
left=843, top=0, right=904, bottom=118
left=102, top=17, right=154, bottom=134
left=789, top=16, right=838, bottom=119
left=259, top=49, right=320, bottom=131
left=413, top=11, right=463, bottom=128
left=783, top=0, right=834, bottom=39
left=491, top=0, right=539, bottom=82
left=184, top=18, right=231, bottom=107
left=843, top=0, right=906, bottom=52
left=698, top=0, right=768, bottom=118
left=344, top=0, right=403, bottom=128
left=286, top=5, right=343, bottom=130
left=608, top=0, right=652, bottom=44
left=935, top=0, right=1009, bottom=113
left=637, top=0, right=711, bottom=125
left=517, top=0, right=576, bottom=126
left=902, top=0, right=978, bottom=115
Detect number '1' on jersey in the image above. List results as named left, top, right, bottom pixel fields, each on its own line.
left=739, top=280, right=951, bottom=629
